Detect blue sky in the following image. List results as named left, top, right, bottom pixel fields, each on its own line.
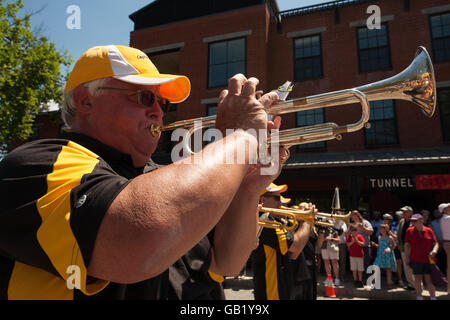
left=19, top=0, right=329, bottom=72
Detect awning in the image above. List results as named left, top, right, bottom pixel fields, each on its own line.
left=284, top=146, right=450, bottom=169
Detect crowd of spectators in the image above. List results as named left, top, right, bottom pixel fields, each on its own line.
left=315, top=203, right=450, bottom=300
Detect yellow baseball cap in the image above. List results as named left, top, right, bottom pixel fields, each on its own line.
left=65, top=45, right=191, bottom=103
left=260, top=183, right=288, bottom=196
left=280, top=196, right=291, bottom=204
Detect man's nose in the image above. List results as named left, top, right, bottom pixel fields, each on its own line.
left=146, top=103, right=164, bottom=120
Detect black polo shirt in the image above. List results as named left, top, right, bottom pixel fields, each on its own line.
left=251, top=215, right=294, bottom=300
left=168, top=230, right=225, bottom=300
left=0, top=131, right=167, bottom=299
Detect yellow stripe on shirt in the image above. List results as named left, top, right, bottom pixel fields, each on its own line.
left=36, top=141, right=108, bottom=296
left=208, top=270, right=224, bottom=283
left=263, top=244, right=279, bottom=300
left=276, top=228, right=288, bottom=255
left=8, top=261, right=74, bottom=300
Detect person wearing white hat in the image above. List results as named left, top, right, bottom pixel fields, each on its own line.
left=439, top=203, right=450, bottom=293
left=0, top=45, right=287, bottom=299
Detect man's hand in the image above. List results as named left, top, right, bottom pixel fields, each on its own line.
left=215, top=74, right=277, bottom=136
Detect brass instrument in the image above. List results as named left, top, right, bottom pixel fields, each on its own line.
left=316, top=211, right=352, bottom=226
left=257, top=210, right=298, bottom=232
left=258, top=205, right=335, bottom=229
left=151, top=46, right=435, bottom=151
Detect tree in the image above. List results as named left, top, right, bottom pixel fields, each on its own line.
left=0, top=0, right=72, bottom=153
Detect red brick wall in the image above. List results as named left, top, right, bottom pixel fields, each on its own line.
left=130, top=5, right=271, bottom=122
left=268, top=0, right=450, bottom=151
left=130, top=0, right=450, bottom=154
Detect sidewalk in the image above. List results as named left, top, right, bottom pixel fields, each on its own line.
left=223, top=269, right=450, bottom=300
left=316, top=273, right=450, bottom=300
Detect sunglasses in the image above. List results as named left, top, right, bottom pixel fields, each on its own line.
left=97, top=87, right=171, bottom=112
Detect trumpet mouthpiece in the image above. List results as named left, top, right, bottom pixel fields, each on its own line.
left=150, top=124, right=162, bottom=136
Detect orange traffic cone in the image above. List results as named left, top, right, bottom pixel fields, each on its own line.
left=325, top=274, right=336, bottom=298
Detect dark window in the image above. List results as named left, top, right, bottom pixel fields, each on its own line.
left=430, top=12, right=450, bottom=62
left=205, top=104, right=218, bottom=144
left=208, top=38, right=246, bottom=88
left=296, top=109, right=326, bottom=150
left=357, top=24, right=391, bottom=72
left=206, top=104, right=218, bottom=116
left=294, top=35, right=323, bottom=80
left=438, top=87, right=450, bottom=142
left=365, top=100, right=398, bottom=146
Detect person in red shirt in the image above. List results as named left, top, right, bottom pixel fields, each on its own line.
left=347, top=225, right=365, bottom=288
left=405, top=214, right=439, bottom=300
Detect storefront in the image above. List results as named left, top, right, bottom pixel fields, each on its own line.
left=278, top=147, right=450, bottom=214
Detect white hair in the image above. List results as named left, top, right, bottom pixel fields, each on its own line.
left=61, top=78, right=110, bottom=128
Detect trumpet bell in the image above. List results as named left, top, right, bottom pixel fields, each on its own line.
left=356, top=46, right=436, bottom=118
left=316, top=211, right=352, bottom=226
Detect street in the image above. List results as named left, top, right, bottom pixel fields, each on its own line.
left=222, top=272, right=450, bottom=300
left=224, top=286, right=368, bottom=300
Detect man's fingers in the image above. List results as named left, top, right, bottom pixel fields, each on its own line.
left=280, top=146, right=290, bottom=164
left=218, top=90, right=228, bottom=104
left=259, top=91, right=279, bottom=110
left=255, top=90, right=264, bottom=99
left=228, top=74, right=247, bottom=95
left=273, top=116, right=281, bottom=129
left=267, top=117, right=281, bottom=132
left=241, top=77, right=259, bottom=97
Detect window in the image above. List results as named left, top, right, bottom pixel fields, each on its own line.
left=430, top=12, right=450, bottom=62
left=357, top=24, right=391, bottom=72
left=149, top=49, right=181, bottom=111
left=438, top=88, right=450, bottom=142
left=294, top=35, right=323, bottom=80
left=296, top=109, right=326, bottom=151
left=206, top=104, right=218, bottom=116
left=205, top=104, right=218, bottom=144
left=208, top=38, right=246, bottom=88
left=364, top=100, right=398, bottom=146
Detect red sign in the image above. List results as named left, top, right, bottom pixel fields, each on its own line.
left=416, top=175, right=450, bottom=190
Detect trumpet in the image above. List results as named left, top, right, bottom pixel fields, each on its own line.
left=258, top=211, right=298, bottom=232
left=258, top=205, right=335, bottom=229
left=315, top=211, right=352, bottom=226
left=151, top=46, right=435, bottom=151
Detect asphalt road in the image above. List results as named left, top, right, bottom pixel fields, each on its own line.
left=224, top=287, right=367, bottom=300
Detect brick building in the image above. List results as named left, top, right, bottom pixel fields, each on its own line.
left=127, top=0, right=450, bottom=213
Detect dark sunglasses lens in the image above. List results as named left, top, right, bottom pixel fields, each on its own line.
left=139, top=91, right=155, bottom=107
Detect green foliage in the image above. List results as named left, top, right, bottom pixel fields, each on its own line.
left=0, top=0, right=72, bottom=152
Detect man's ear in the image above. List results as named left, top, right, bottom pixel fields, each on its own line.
left=72, top=86, right=93, bottom=115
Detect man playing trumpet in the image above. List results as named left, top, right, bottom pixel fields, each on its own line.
left=0, top=45, right=288, bottom=300
left=252, top=183, right=313, bottom=300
